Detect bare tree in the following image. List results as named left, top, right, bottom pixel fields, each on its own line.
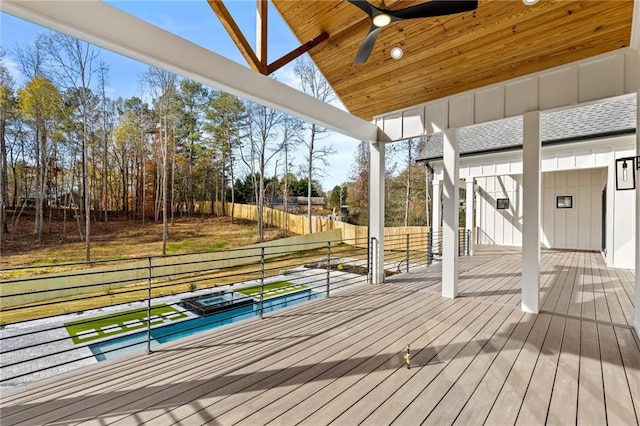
left=294, top=57, right=336, bottom=233
left=143, top=67, right=177, bottom=255
left=241, top=103, right=285, bottom=242
left=279, top=115, right=302, bottom=236
left=42, top=33, right=100, bottom=261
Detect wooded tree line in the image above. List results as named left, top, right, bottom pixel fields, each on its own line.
left=0, top=32, right=429, bottom=259
left=0, top=32, right=342, bottom=258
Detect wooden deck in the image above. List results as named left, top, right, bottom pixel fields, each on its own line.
left=1, top=246, right=638, bottom=425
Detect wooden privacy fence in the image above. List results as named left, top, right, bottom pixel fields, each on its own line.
left=191, top=201, right=432, bottom=251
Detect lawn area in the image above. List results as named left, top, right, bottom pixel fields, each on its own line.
left=235, top=281, right=309, bottom=299
left=64, top=304, right=187, bottom=344
left=1, top=215, right=284, bottom=269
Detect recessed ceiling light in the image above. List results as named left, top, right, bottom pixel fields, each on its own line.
left=373, top=13, right=391, bottom=27
left=390, top=46, right=404, bottom=60
left=522, top=0, right=539, bottom=5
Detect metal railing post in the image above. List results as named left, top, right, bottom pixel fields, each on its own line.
left=406, top=234, right=410, bottom=272
left=368, top=237, right=376, bottom=284
left=427, top=231, right=433, bottom=266
left=366, top=237, right=371, bottom=284
left=467, top=229, right=471, bottom=256
left=146, top=256, right=152, bottom=354
left=260, top=247, right=265, bottom=320
left=326, top=241, right=331, bottom=297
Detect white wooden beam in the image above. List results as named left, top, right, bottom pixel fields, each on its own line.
left=635, top=51, right=640, bottom=334
left=522, top=111, right=541, bottom=314
left=369, top=142, right=385, bottom=284
left=442, top=128, right=459, bottom=299
left=1, top=0, right=378, bottom=143
left=631, top=0, right=640, bottom=51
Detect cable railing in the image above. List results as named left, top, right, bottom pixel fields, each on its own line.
left=0, top=230, right=472, bottom=388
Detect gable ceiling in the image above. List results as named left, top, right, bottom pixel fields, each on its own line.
left=271, top=0, right=635, bottom=121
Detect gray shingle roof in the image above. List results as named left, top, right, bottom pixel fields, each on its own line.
left=417, top=94, right=637, bottom=161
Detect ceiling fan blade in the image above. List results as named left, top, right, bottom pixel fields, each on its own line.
left=347, top=0, right=376, bottom=18
left=354, top=25, right=382, bottom=65
left=391, top=0, right=478, bottom=20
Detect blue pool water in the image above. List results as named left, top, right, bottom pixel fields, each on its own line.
left=90, top=289, right=319, bottom=361
left=199, top=293, right=234, bottom=306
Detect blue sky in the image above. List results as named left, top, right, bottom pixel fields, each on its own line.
left=0, top=1, right=358, bottom=191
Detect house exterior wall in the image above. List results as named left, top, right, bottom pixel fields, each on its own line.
left=541, top=169, right=605, bottom=251
left=475, top=175, right=523, bottom=246
left=435, top=135, right=636, bottom=268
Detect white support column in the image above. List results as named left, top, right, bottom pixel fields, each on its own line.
left=635, top=87, right=640, bottom=334
left=432, top=179, right=441, bottom=254
left=465, top=177, right=474, bottom=256
left=369, top=141, right=385, bottom=284
left=442, top=129, right=459, bottom=299
left=522, top=111, right=541, bottom=314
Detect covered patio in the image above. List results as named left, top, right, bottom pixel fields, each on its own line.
left=1, top=1, right=639, bottom=423
left=1, top=247, right=638, bottom=425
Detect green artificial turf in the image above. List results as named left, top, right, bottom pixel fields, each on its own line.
left=65, top=303, right=187, bottom=344
left=235, top=281, right=309, bottom=299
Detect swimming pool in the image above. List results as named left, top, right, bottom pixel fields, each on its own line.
left=90, top=289, right=320, bottom=361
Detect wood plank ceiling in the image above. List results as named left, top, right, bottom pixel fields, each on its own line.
left=270, top=0, right=634, bottom=121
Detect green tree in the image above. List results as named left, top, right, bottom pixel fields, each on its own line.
left=18, top=76, right=62, bottom=243
left=0, top=63, right=17, bottom=248
left=205, top=91, right=246, bottom=221
left=176, top=79, right=208, bottom=217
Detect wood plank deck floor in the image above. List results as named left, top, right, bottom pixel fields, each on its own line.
left=1, top=246, right=638, bottom=425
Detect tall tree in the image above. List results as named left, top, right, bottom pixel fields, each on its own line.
left=347, top=141, right=369, bottom=224
left=205, top=91, right=246, bottom=221
left=294, top=57, right=335, bottom=232
left=144, top=67, right=178, bottom=255
left=18, top=76, right=62, bottom=243
left=241, top=103, right=285, bottom=242
left=43, top=32, right=100, bottom=261
left=177, top=79, right=208, bottom=217
left=0, top=62, right=17, bottom=250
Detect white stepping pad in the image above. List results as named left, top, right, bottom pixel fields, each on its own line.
left=76, top=329, right=96, bottom=336
left=76, top=332, right=98, bottom=339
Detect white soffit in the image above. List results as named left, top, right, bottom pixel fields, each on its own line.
left=0, top=0, right=379, bottom=143
left=375, top=48, right=638, bottom=141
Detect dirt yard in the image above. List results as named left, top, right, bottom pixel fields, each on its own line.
left=1, top=209, right=285, bottom=268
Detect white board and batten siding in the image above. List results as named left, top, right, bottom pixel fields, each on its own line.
left=374, top=48, right=639, bottom=141
left=541, top=169, right=605, bottom=251
left=476, top=175, right=523, bottom=247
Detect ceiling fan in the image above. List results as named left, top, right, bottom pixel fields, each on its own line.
left=348, top=0, right=479, bottom=65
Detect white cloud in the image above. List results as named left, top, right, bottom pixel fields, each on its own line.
left=2, top=57, right=23, bottom=84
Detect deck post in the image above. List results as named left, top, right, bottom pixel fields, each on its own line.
left=369, top=141, right=385, bottom=284
left=432, top=179, right=441, bottom=256
left=442, top=128, right=459, bottom=299
left=633, top=85, right=640, bottom=335
left=465, top=177, right=474, bottom=256
left=522, top=111, right=541, bottom=314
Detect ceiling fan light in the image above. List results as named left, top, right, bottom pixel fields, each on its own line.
left=373, top=13, right=391, bottom=27
left=390, top=46, right=404, bottom=60
left=522, top=0, right=539, bottom=5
